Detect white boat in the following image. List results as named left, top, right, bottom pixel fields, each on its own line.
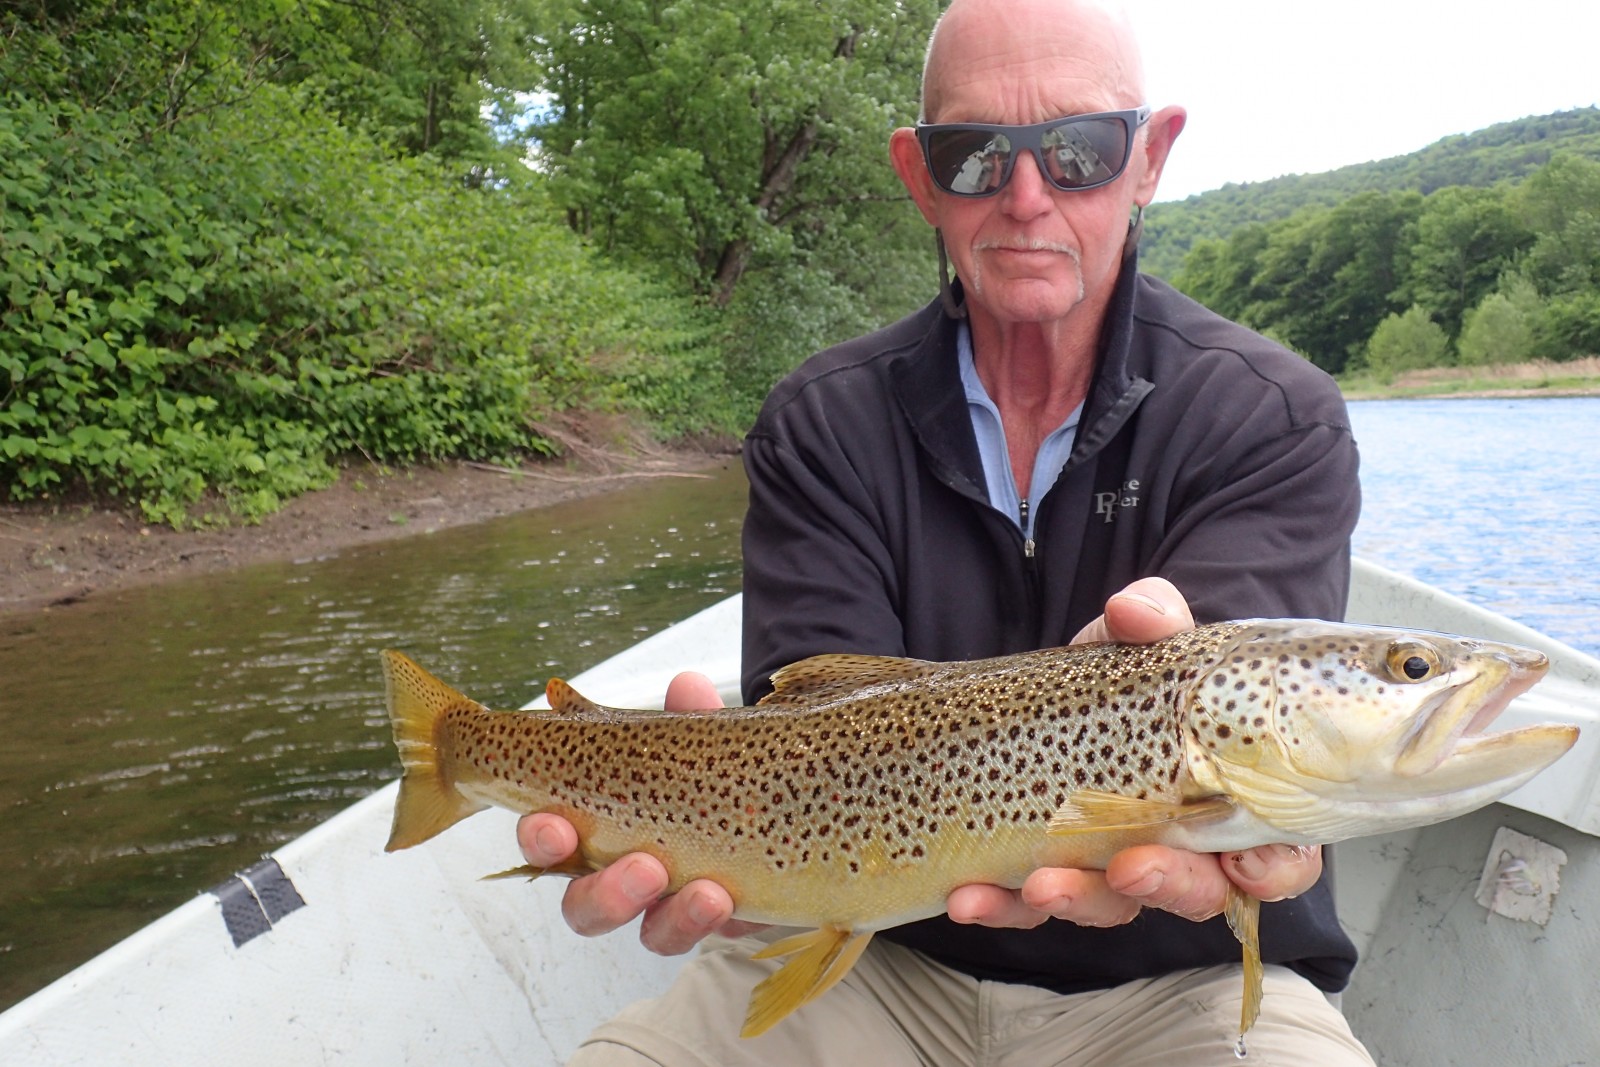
left=2, top=559, right=1597, bottom=1066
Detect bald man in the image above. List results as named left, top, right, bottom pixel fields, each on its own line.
left=534, top=1, right=1374, bottom=1062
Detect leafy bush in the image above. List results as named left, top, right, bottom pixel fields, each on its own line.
left=1364, top=307, right=1450, bottom=384
left=1458, top=276, right=1543, bottom=366
left=1, top=87, right=731, bottom=525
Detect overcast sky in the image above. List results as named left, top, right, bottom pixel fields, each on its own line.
left=1124, top=0, right=1600, bottom=202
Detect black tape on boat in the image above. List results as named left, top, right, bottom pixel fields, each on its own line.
left=209, top=857, right=307, bottom=948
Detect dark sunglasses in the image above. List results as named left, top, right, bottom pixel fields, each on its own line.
left=916, top=106, right=1152, bottom=197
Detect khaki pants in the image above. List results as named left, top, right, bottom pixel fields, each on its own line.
left=570, top=931, right=1374, bottom=1067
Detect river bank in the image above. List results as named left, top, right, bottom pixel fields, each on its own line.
left=1339, top=355, right=1600, bottom=400
left=6, top=356, right=1597, bottom=617
left=0, top=446, right=733, bottom=617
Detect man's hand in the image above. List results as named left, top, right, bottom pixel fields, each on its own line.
left=945, top=577, right=1324, bottom=930
left=515, top=672, right=764, bottom=957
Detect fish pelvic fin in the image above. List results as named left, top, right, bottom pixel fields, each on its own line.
left=381, top=650, right=490, bottom=852
left=1224, top=884, right=1264, bottom=1039
left=740, top=926, right=875, bottom=1038
left=1047, top=791, right=1236, bottom=835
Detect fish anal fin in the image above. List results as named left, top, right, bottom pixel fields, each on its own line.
left=382, top=650, right=491, bottom=851
left=761, top=654, right=939, bottom=706
left=1047, top=791, right=1235, bottom=836
left=1224, top=885, right=1264, bottom=1039
left=741, top=926, right=874, bottom=1037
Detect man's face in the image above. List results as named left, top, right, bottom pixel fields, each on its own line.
left=892, top=4, right=1176, bottom=330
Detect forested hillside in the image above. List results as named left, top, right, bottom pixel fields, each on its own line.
left=1164, top=148, right=1600, bottom=382
left=1142, top=107, right=1600, bottom=280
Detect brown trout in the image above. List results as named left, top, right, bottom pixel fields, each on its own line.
left=381, top=620, right=1575, bottom=1039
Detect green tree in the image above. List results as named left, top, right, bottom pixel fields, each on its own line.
left=1457, top=275, right=1543, bottom=366
left=532, top=0, right=939, bottom=305
left=1395, top=185, right=1531, bottom=340
left=1364, top=306, right=1450, bottom=383
left=1517, top=153, right=1600, bottom=297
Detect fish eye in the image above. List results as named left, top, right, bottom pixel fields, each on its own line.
left=1385, top=642, right=1442, bottom=682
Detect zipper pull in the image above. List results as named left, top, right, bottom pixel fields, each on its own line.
left=1019, top=498, right=1035, bottom=557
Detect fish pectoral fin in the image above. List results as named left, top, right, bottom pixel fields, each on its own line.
left=1224, top=885, right=1264, bottom=1038
left=761, top=654, right=940, bottom=706
left=1046, top=792, right=1236, bottom=835
left=479, top=854, right=595, bottom=881
left=740, top=926, right=874, bottom=1038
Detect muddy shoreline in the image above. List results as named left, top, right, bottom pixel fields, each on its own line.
left=0, top=449, right=733, bottom=618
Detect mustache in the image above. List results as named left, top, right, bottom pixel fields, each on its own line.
left=973, top=237, right=1081, bottom=258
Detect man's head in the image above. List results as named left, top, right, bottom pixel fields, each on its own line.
left=889, top=0, right=1184, bottom=330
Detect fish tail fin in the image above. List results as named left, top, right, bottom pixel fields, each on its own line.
left=381, top=650, right=489, bottom=852
left=1223, top=884, right=1264, bottom=1038
left=741, top=927, right=874, bottom=1038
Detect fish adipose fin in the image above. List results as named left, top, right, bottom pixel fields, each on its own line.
left=381, top=650, right=491, bottom=852
left=1046, top=791, right=1236, bottom=835
left=1224, top=884, right=1264, bottom=1038
left=761, top=654, right=941, bottom=706
left=741, top=926, right=875, bottom=1037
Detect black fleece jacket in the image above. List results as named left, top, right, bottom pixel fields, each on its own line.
left=738, top=259, right=1362, bottom=995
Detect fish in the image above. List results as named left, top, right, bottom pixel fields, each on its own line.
left=380, top=620, right=1576, bottom=1041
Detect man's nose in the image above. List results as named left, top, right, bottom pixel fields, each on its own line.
left=1001, top=149, right=1054, bottom=216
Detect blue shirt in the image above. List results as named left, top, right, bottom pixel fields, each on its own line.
left=957, top=323, right=1082, bottom=544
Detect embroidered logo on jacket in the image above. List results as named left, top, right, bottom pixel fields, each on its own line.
left=1094, top=479, right=1141, bottom=524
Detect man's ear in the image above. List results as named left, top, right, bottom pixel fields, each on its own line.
left=889, top=127, right=941, bottom=226
left=1131, top=105, right=1187, bottom=207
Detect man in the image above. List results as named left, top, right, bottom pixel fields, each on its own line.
left=521, top=0, right=1373, bottom=1062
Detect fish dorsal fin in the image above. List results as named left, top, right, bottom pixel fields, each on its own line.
left=741, top=926, right=875, bottom=1037
left=1047, top=791, right=1236, bottom=835
left=760, top=654, right=940, bottom=706
left=545, top=678, right=604, bottom=717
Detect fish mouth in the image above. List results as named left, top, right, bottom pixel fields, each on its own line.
left=1395, top=645, right=1574, bottom=791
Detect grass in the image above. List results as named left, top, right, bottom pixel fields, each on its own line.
left=1340, top=356, right=1600, bottom=399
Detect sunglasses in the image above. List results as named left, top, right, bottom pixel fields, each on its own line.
left=916, top=106, right=1152, bottom=197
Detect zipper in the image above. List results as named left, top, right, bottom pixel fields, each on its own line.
left=1018, top=498, right=1036, bottom=558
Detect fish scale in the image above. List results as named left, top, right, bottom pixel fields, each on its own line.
left=381, top=618, right=1572, bottom=1042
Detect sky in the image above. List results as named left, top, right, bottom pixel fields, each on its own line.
left=1123, top=0, right=1600, bottom=202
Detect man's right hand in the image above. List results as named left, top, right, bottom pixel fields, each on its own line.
left=514, top=671, right=766, bottom=956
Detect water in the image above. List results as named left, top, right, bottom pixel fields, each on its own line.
left=0, top=462, right=748, bottom=1010
left=1, top=396, right=1596, bottom=1014
left=1347, top=397, right=1600, bottom=658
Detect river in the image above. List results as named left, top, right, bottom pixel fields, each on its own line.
left=0, top=397, right=1596, bottom=1012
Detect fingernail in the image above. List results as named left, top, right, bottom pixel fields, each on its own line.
left=1119, top=869, right=1164, bottom=897
left=686, top=891, right=722, bottom=927
left=1231, top=850, right=1267, bottom=882
left=1112, top=592, right=1166, bottom=615
left=619, top=859, right=663, bottom=904
left=533, top=825, right=566, bottom=861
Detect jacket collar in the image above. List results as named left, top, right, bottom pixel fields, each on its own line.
left=890, top=250, right=1154, bottom=495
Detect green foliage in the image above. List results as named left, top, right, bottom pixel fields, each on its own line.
left=1364, top=306, right=1450, bottom=384
left=1172, top=192, right=1420, bottom=373
left=1458, top=276, right=1543, bottom=366
left=1394, top=185, right=1531, bottom=340
left=1534, top=291, right=1600, bottom=362
left=532, top=0, right=939, bottom=306
left=1144, top=107, right=1600, bottom=280
left=1, top=84, right=730, bottom=524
